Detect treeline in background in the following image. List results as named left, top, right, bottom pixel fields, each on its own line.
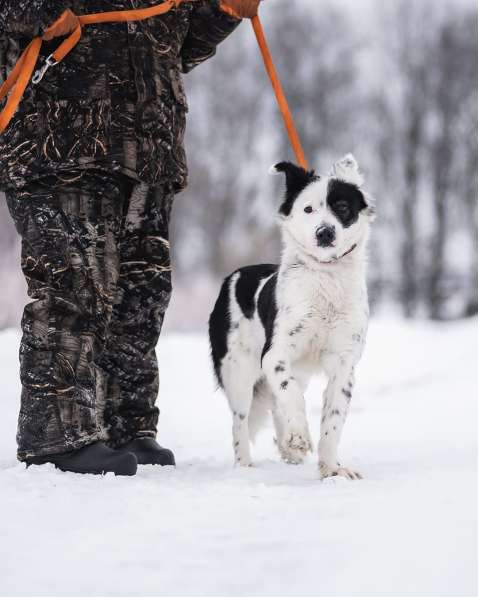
left=0, top=0, right=477, bottom=330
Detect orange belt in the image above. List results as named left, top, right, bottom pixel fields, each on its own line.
left=0, top=1, right=308, bottom=169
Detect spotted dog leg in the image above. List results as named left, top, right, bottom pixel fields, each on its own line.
left=263, top=350, right=312, bottom=465
left=318, top=355, right=362, bottom=480
left=221, top=351, right=256, bottom=467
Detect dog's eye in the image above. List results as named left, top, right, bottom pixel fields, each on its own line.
left=304, top=206, right=313, bottom=214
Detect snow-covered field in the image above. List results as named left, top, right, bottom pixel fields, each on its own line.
left=1, top=317, right=477, bottom=597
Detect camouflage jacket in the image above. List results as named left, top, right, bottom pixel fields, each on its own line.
left=0, top=0, right=240, bottom=192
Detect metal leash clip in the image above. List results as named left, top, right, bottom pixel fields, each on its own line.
left=32, top=54, right=58, bottom=85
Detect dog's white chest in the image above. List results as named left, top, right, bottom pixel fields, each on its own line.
left=280, top=266, right=368, bottom=362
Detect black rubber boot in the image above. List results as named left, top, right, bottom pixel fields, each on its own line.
left=26, top=441, right=138, bottom=476
left=121, top=438, right=175, bottom=466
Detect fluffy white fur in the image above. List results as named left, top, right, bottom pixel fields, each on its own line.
left=214, top=155, right=375, bottom=480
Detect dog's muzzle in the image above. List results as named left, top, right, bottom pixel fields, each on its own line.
left=316, top=225, right=336, bottom=248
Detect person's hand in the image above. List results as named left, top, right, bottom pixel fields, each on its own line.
left=219, top=0, right=261, bottom=19
left=42, top=9, right=80, bottom=41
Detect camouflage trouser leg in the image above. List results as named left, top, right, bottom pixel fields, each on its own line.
left=96, top=180, right=174, bottom=449
left=5, top=172, right=174, bottom=460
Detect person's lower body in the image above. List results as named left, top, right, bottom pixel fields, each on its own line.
left=5, top=170, right=176, bottom=471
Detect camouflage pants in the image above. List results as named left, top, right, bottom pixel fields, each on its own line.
left=5, top=171, right=175, bottom=460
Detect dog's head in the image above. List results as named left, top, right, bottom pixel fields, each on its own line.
left=270, top=154, right=375, bottom=263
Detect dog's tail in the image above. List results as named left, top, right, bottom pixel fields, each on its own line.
left=249, top=379, right=273, bottom=443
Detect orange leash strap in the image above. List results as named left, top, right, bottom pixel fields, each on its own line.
left=0, top=38, right=42, bottom=133
left=0, top=0, right=182, bottom=133
left=0, top=2, right=309, bottom=170
left=251, top=15, right=308, bottom=170
left=48, top=0, right=186, bottom=63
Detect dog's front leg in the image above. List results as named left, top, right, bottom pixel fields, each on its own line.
left=262, top=349, right=312, bottom=464
left=318, top=354, right=362, bottom=480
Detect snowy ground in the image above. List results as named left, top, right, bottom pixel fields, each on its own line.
left=1, top=317, right=477, bottom=597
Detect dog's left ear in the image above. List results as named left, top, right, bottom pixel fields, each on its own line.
left=270, top=161, right=318, bottom=216
left=331, top=153, right=364, bottom=188
left=331, top=154, right=376, bottom=220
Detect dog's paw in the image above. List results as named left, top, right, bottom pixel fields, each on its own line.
left=235, top=456, right=253, bottom=468
left=279, top=432, right=312, bottom=465
left=319, top=461, right=363, bottom=480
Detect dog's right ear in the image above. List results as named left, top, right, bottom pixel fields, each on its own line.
left=269, top=162, right=318, bottom=216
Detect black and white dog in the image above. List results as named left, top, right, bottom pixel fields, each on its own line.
left=208, top=155, right=375, bottom=479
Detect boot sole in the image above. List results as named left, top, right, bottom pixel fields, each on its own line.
left=26, top=455, right=138, bottom=476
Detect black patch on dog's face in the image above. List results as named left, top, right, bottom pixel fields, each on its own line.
left=274, top=162, right=318, bottom=216
left=327, top=179, right=367, bottom=228
left=235, top=264, right=278, bottom=320
left=257, top=273, right=278, bottom=363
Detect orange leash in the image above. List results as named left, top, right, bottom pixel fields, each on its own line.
left=0, top=2, right=308, bottom=169
left=0, top=0, right=183, bottom=134
left=0, top=38, right=43, bottom=134
left=251, top=15, right=308, bottom=170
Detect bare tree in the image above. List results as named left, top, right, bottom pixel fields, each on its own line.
left=267, top=1, right=361, bottom=168
left=463, top=109, right=478, bottom=315
left=453, top=13, right=478, bottom=316
left=427, top=10, right=478, bottom=318
left=376, top=0, right=439, bottom=317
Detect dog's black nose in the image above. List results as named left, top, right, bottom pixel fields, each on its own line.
left=316, top=225, right=336, bottom=247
